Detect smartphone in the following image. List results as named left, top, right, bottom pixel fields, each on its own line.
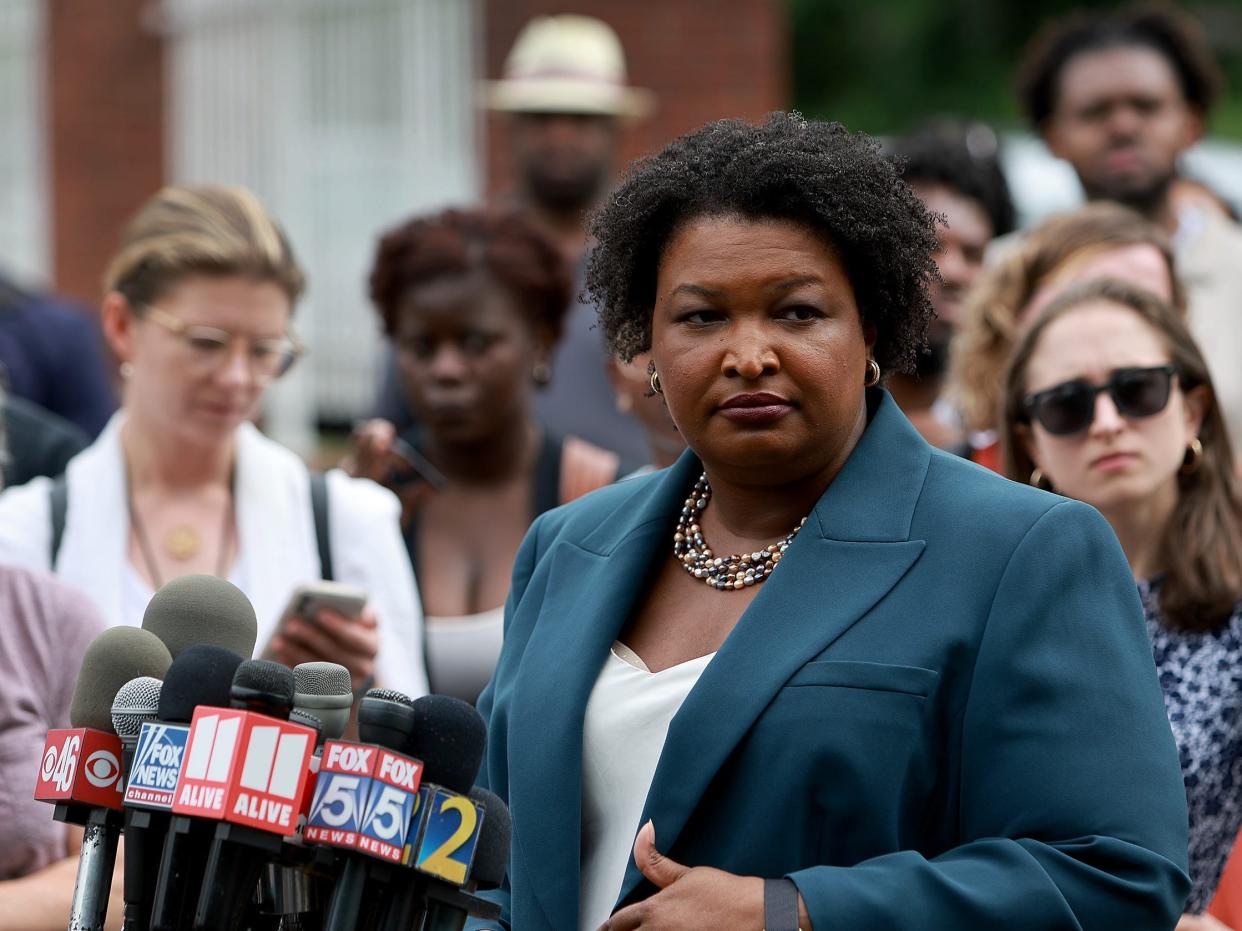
left=388, top=437, right=448, bottom=492
left=280, top=581, right=368, bottom=628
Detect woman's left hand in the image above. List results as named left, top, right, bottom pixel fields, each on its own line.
left=269, top=606, right=380, bottom=692
left=599, top=821, right=810, bottom=930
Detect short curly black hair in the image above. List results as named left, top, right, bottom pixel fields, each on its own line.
left=890, top=126, right=1017, bottom=238
left=1017, top=4, right=1224, bottom=128
left=369, top=206, right=572, bottom=341
left=585, top=112, right=940, bottom=375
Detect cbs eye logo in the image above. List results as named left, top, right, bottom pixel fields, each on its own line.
left=83, top=750, right=121, bottom=789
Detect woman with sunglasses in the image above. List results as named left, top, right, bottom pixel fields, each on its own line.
left=0, top=185, right=428, bottom=697
left=1002, top=278, right=1242, bottom=925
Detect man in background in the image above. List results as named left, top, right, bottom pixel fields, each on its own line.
left=889, top=126, right=1014, bottom=453
left=0, top=273, right=116, bottom=439
left=1018, top=5, right=1242, bottom=446
left=374, top=15, right=654, bottom=463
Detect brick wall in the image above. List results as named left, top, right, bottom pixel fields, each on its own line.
left=43, top=1, right=787, bottom=300
left=47, top=0, right=164, bottom=304
left=481, top=0, right=790, bottom=194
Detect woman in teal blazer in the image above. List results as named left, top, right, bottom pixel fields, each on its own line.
left=472, top=114, right=1190, bottom=930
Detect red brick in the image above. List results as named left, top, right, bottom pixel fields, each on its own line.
left=48, top=0, right=164, bottom=304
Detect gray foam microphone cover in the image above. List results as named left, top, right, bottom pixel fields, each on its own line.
left=293, top=662, right=355, bottom=741
left=70, top=627, right=174, bottom=732
left=141, top=574, right=258, bottom=659
left=293, top=662, right=352, bottom=699
left=111, top=676, right=163, bottom=738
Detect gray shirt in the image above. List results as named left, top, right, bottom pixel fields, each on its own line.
left=0, top=567, right=103, bottom=880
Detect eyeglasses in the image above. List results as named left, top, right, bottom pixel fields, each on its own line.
left=142, top=306, right=303, bottom=379
left=1023, top=365, right=1179, bottom=436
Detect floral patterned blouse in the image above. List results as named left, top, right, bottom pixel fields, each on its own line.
left=1142, top=578, right=1242, bottom=913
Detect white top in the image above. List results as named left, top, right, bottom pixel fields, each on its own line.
left=579, top=643, right=715, bottom=931
left=424, top=606, right=505, bottom=705
left=0, top=413, right=429, bottom=698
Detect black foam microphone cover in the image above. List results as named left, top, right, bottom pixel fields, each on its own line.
left=157, top=645, right=244, bottom=723
left=467, top=787, right=512, bottom=891
left=141, top=574, right=258, bottom=659
left=70, top=627, right=174, bottom=732
left=231, top=659, right=296, bottom=719
left=405, top=695, right=487, bottom=794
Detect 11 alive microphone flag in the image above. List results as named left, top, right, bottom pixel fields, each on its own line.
left=305, top=739, right=424, bottom=862
left=34, top=728, right=124, bottom=809
left=172, top=706, right=315, bottom=834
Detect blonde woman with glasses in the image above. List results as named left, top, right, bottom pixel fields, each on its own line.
left=0, top=185, right=427, bottom=697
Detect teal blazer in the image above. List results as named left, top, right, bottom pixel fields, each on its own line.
left=473, top=391, right=1189, bottom=930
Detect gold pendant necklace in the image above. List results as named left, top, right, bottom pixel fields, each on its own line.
left=164, top=525, right=201, bottom=561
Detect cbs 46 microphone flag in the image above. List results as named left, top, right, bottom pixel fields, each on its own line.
left=172, top=706, right=315, bottom=835
left=34, top=728, right=124, bottom=809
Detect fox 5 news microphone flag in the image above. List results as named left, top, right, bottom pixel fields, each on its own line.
left=306, top=739, right=425, bottom=861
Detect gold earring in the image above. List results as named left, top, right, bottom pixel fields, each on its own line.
left=1029, top=468, right=1045, bottom=488
left=864, top=358, right=881, bottom=387
left=1182, top=437, right=1203, bottom=475
left=120, top=362, right=134, bottom=379
left=649, top=370, right=663, bottom=395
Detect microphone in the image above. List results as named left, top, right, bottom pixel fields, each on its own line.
left=310, top=689, right=423, bottom=931
left=145, top=645, right=245, bottom=931
left=420, top=787, right=513, bottom=931
left=35, top=627, right=173, bottom=931
left=190, top=661, right=316, bottom=930
left=111, top=677, right=162, bottom=931
left=293, top=662, right=353, bottom=742
left=465, top=787, right=512, bottom=892
left=377, top=695, right=493, bottom=931
left=141, top=574, right=258, bottom=659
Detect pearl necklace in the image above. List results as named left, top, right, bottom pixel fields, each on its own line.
left=673, top=472, right=806, bottom=591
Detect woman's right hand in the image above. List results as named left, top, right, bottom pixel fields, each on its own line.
left=1177, top=913, right=1234, bottom=930
left=341, top=418, right=398, bottom=484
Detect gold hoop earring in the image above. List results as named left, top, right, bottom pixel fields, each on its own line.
left=1182, top=437, right=1203, bottom=475
left=649, top=370, right=663, bottom=395
left=1029, top=468, right=1046, bottom=489
left=864, top=358, right=881, bottom=387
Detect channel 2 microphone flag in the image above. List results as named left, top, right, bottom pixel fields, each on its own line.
left=172, top=706, right=315, bottom=835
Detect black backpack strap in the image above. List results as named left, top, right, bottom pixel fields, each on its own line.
left=310, top=472, right=334, bottom=582
left=49, top=473, right=68, bottom=570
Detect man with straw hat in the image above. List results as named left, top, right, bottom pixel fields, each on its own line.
left=372, top=14, right=653, bottom=464
left=486, top=14, right=654, bottom=463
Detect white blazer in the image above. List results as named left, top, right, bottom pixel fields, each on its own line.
left=0, top=414, right=429, bottom=698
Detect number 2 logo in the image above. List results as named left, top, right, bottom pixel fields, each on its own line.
left=416, top=790, right=483, bottom=885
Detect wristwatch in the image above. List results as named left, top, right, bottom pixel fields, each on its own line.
left=763, top=877, right=802, bottom=931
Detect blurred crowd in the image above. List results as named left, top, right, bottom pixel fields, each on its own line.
left=3, top=4, right=1242, bottom=928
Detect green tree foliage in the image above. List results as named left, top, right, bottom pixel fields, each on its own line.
left=791, top=0, right=1242, bottom=138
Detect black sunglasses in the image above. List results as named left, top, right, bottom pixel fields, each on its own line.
left=1023, top=365, right=1179, bottom=436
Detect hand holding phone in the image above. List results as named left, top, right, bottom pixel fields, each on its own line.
left=268, top=583, right=378, bottom=691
